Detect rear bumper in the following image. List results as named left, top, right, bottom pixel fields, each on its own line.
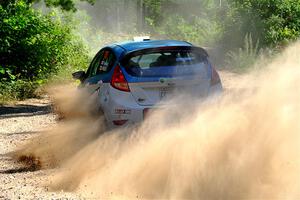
left=102, top=86, right=146, bottom=128
left=103, top=83, right=223, bottom=128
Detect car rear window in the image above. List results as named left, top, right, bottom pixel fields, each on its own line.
left=122, top=47, right=209, bottom=77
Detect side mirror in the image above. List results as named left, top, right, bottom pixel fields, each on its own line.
left=72, top=71, right=86, bottom=82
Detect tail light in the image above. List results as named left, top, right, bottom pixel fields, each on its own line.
left=110, top=65, right=130, bottom=92
left=112, top=120, right=128, bottom=126
left=210, top=66, right=221, bottom=86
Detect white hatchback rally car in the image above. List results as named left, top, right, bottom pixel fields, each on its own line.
left=72, top=39, right=222, bottom=128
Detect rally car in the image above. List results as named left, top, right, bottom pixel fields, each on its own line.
left=72, top=39, right=222, bottom=128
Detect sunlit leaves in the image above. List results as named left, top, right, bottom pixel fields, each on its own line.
left=0, top=1, right=89, bottom=82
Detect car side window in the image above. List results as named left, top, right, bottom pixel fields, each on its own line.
left=88, top=49, right=115, bottom=77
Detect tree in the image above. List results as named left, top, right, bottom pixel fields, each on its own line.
left=0, top=0, right=88, bottom=82
left=227, top=0, right=300, bottom=47
left=0, top=0, right=95, bottom=11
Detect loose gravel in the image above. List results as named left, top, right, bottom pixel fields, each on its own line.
left=0, top=98, right=82, bottom=199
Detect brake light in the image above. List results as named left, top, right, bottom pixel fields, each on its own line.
left=113, top=120, right=128, bottom=126
left=211, top=66, right=221, bottom=86
left=111, top=65, right=130, bottom=92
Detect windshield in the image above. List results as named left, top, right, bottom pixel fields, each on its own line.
left=122, top=48, right=209, bottom=77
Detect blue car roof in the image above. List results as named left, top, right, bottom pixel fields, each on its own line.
left=109, top=40, right=193, bottom=57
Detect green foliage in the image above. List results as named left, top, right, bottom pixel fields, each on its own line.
left=144, top=0, right=223, bottom=46
left=143, top=0, right=164, bottom=27
left=0, top=0, right=89, bottom=101
left=0, top=0, right=94, bottom=11
left=0, top=1, right=89, bottom=81
left=156, top=14, right=222, bottom=46
left=227, top=0, right=300, bottom=47
left=0, top=80, right=38, bottom=102
left=43, top=0, right=95, bottom=11
left=140, top=0, right=300, bottom=49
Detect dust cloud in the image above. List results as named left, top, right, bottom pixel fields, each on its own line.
left=16, top=42, right=300, bottom=199
left=12, top=85, right=106, bottom=168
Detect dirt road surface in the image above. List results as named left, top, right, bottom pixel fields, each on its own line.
left=0, top=71, right=237, bottom=199
left=0, top=98, right=84, bottom=199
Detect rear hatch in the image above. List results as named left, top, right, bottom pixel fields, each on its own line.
left=121, top=46, right=211, bottom=106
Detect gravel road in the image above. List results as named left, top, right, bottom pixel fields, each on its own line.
left=0, top=98, right=83, bottom=199
left=0, top=71, right=238, bottom=199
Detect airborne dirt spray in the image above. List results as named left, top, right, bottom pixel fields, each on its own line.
left=12, top=85, right=107, bottom=168
left=15, top=42, right=300, bottom=199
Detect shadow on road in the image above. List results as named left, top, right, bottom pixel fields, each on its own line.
left=0, top=166, right=39, bottom=174
left=0, top=104, right=52, bottom=119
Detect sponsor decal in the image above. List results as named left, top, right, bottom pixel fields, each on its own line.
left=115, top=109, right=131, bottom=114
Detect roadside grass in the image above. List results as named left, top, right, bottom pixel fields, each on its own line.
left=225, top=34, right=260, bottom=73
left=224, top=34, right=278, bottom=73
left=0, top=80, right=39, bottom=104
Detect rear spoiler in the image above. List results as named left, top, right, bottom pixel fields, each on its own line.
left=121, top=46, right=208, bottom=62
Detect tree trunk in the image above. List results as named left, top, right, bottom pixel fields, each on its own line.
left=137, top=0, right=145, bottom=32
